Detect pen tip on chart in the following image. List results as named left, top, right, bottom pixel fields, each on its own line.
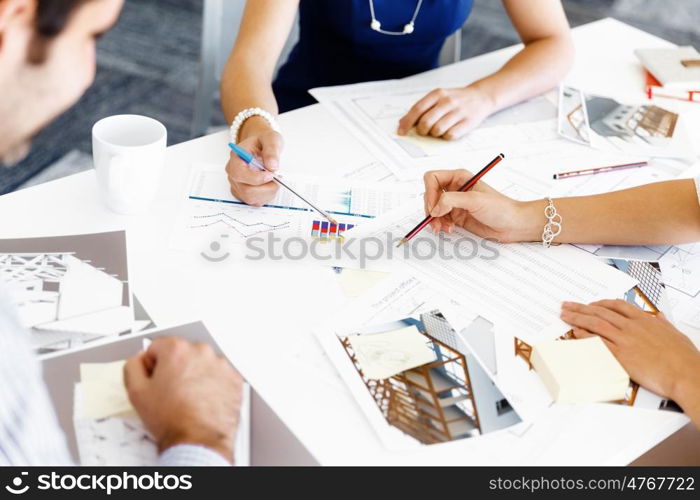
left=327, top=216, right=339, bottom=226
left=396, top=238, right=407, bottom=248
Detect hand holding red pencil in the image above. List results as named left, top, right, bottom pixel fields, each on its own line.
left=398, top=154, right=505, bottom=246
left=421, top=168, right=536, bottom=243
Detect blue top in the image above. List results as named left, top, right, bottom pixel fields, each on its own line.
left=273, top=0, right=474, bottom=112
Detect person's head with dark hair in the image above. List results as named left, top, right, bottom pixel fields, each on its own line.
left=29, top=0, right=89, bottom=63
left=35, top=0, right=86, bottom=36
left=0, top=0, right=122, bottom=164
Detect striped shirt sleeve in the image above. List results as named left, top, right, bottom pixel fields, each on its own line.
left=0, top=288, right=72, bottom=465
left=158, top=444, right=231, bottom=467
left=0, top=287, right=231, bottom=466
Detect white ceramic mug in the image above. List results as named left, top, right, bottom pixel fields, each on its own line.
left=92, top=115, right=167, bottom=215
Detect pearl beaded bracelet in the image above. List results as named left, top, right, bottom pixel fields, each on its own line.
left=229, top=107, right=281, bottom=144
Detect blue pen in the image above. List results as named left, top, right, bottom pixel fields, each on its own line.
left=228, top=142, right=337, bottom=225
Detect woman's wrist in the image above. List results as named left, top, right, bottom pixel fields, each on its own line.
left=669, top=353, right=700, bottom=410
left=465, top=81, right=498, bottom=114
left=512, top=199, right=547, bottom=242
left=237, top=115, right=274, bottom=142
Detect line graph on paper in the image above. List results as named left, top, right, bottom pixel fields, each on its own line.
left=172, top=201, right=304, bottom=248
left=169, top=163, right=420, bottom=250
left=189, top=211, right=292, bottom=237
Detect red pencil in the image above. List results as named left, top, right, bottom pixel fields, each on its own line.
left=396, top=153, right=505, bottom=247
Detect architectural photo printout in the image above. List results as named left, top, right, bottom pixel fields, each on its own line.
left=318, top=306, right=522, bottom=450
left=558, top=85, right=694, bottom=159
left=0, top=231, right=147, bottom=356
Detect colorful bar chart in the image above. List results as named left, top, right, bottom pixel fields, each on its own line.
left=338, top=223, right=354, bottom=240
left=311, top=220, right=355, bottom=241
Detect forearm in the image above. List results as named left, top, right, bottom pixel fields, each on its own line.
left=219, top=0, right=297, bottom=135
left=671, top=361, right=700, bottom=430
left=469, top=0, right=573, bottom=112
left=221, top=56, right=278, bottom=121
left=515, top=179, right=700, bottom=245
left=220, top=59, right=279, bottom=139
left=469, top=34, right=574, bottom=112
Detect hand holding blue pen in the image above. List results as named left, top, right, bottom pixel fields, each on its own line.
left=228, top=142, right=270, bottom=175
left=227, top=142, right=338, bottom=225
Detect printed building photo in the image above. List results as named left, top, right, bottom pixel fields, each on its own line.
left=339, top=310, right=521, bottom=446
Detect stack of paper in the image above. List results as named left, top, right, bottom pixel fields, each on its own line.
left=531, top=337, right=630, bottom=404
left=73, top=360, right=158, bottom=466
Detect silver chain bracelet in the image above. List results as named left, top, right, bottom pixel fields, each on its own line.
left=542, top=197, right=562, bottom=248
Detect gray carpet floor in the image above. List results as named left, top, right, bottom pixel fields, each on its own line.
left=1, top=0, right=698, bottom=194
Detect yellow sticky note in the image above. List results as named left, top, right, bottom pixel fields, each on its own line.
left=531, top=337, right=629, bottom=404
left=336, top=269, right=388, bottom=298
left=79, top=360, right=135, bottom=419
left=347, top=325, right=436, bottom=380
left=80, top=360, right=126, bottom=383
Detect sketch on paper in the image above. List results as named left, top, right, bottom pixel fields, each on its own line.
left=332, top=310, right=521, bottom=448
left=346, top=325, right=436, bottom=380
left=344, top=89, right=558, bottom=159
left=0, top=231, right=148, bottom=356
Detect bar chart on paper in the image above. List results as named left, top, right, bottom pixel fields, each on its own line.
left=310, top=220, right=356, bottom=242
left=170, top=163, right=419, bottom=249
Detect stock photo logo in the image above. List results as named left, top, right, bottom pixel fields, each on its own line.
left=200, top=234, right=231, bottom=262
left=195, top=227, right=500, bottom=268
left=5, top=472, right=29, bottom=495
left=243, top=231, right=500, bottom=267
left=2, top=471, right=194, bottom=496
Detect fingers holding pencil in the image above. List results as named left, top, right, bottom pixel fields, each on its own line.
left=422, top=168, right=503, bottom=233
left=424, top=171, right=453, bottom=232
left=398, top=154, right=505, bottom=247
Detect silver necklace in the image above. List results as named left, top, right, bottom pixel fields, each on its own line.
left=368, top=0, right=423, bottom=36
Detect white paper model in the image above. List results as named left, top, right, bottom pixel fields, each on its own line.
left=531, top=337, right=630, bottom=404
left=0, top=231, right=139, bottom=355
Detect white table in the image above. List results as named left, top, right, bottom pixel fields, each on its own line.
left=1, top=19, right=695, bottom=465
